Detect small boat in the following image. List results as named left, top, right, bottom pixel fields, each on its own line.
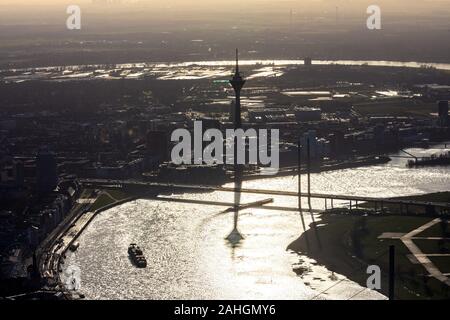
left=128, top=243, right=147, bottom=268
left=69, top=242, right=80, bottom=252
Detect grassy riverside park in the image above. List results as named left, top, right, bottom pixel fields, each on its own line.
left=89, top=190, right=130, bottom=211
left=288, top=192, right=450, bottom=300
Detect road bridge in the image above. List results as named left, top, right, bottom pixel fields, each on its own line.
left=80, top=179, right=450, bottom=214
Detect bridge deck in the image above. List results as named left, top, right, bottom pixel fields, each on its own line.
left=81, top=179, right=450, bottom=210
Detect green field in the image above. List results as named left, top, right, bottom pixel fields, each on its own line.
left=288, top=192, right=450, bottom=299
left=89, top=190, right=129, bottom=211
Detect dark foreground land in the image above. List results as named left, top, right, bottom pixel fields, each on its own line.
left=288, top=192, right=450, bottom=300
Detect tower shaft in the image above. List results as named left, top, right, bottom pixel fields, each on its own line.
left=230, top=49, right=246, bottom=129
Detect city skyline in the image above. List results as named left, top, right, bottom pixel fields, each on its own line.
left=0, top=0, right=449, bottom=305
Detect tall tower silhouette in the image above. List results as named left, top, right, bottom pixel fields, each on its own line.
left=229, top=49, right=246, bottom=129
left=226, top=49, right=245, bottom=246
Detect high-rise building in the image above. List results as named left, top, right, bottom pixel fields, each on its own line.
left=438, top=100, right=449, bottom=126
left=0, top=155, right=24, bottom=187
left=146, top=131, right=168, bottom=162
left=36, top=147, right=58, bottom=195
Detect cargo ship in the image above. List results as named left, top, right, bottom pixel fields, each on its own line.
left=128, top=243, right=147, bottom=268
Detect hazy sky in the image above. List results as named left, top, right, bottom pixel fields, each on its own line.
left=1, top=0, right=449, bottom=66
left=1, top=1, right=449, bottom=28
left=2, top=0, right=450, bottom=11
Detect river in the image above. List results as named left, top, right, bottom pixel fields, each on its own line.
left=3, top=59, right=450, bottom=82
left=63, top=145, right=450, bottom=300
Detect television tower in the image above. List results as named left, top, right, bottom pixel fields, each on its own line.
left=226, top=49, right=245, bottom=245
left=229, top=49, right=246, bottom=129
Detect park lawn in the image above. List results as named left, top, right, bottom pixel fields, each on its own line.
left=354, top=215, right=449, bottom=299
left=89, top=190, right=129, bottom=211
left=90, top=194, right=115, bottom=211
left=290, top=210, right=450, bottom=299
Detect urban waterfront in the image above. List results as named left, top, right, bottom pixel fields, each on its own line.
left=63, top=145, right=450, bottom=300
left=2, top=1, right=450, bottom=303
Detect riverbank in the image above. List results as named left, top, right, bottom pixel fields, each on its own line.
left=242, top=156, right=391, bottom=182
left=41, top=189, right=143, bottom=299
left=288, top=192, right=450, bottom=299
left=153, top=155, right=391, bottom=186
left=37, top=189, right=97, bottom=279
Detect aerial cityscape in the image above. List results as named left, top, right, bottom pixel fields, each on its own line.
left=0, top=0, right=449, bottom=304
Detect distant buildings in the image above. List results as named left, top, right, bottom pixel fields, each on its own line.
left=294, top=107, right=322, bottom=122
left=246, top=106, right=322, bottom=124
left=248, top=108, right=289, bottom=123
left=300, top=130, right=330, bottom=159
left=415, top=84, right=450, bottom=101
left=26, top=180, right=80, bottom=250
left=0, top=176, right=80, bottom=280
left=91, top=159, right=145, bottom=180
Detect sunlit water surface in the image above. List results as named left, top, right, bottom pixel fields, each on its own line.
left=64, top=146, right=450, bottom=300
left=4, top=59, right=450, bottom=82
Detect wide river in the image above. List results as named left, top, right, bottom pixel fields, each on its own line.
left=64, top=145, right=450, bottom=300
left=4, top=59, right=450, bottom=82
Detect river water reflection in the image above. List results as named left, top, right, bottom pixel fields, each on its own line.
left=64, top=145, right=449, bottom=300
